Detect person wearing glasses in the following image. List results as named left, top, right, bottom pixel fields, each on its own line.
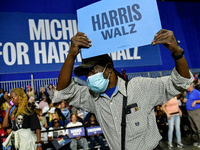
left=2, top=88, right=42, bottom=150
left=53, top=29, right=193, bottom=150
left=48, top=118, right=69, bottom=150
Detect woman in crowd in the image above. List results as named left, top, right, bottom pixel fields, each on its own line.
left=29, top=96, right=40, bottom=109
left=36, top=109, right=48, bottom=128
left=26, top=85, right=37, bottom=99
left=0, top=103, right=11, bottom=150
left=162, top=95, right=184, bottom=149
left=54, top=103, right=67, bottom=126
left=45, top=84, right=55, bottom=100
left=39, top=95, right=48, bottom=110
left=66, top=113, right=88, bottom=150
left=60, top=101, right=70, bottom=120
left=38, top=87, right=49, bottom=102
left=48, top=118, right=70, bottom=150
left=2, top=88, right=42, bottom=150
left=85, top=113, right=106, bottom=150
left=49, top=112, right=64, bottom=127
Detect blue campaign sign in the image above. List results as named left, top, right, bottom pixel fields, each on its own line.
left=68, top=127, right=85, bottom=138
left=77, top=0, right=162, bottom=58
left=0, top=12, right=80, bottom=74
left=86, top=126, right=103, bottom=136
left=0, top=12, right=162, bottom=74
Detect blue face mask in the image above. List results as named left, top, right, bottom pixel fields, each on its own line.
left=87, top=68, right=110, bottom=93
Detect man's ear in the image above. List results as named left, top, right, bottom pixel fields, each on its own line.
left=106, top=66, right=113, bottom=74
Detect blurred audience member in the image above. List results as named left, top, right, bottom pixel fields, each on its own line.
left=49, top=112, right=64, bottom=127
left=39, top=95, right=48, bottom=110
left=29, top=96, right=39, bottom=109
left=45, top=84, right=55, bottom=100
left=0, top=91, right=10, bottom=111
left=0, top=117, right=11, bottom=150
left=85, top=113, right=106, bottom=150
left=0, top=88, right=4, bottom=97
left=20, top=87, right=26, bottom=93
left=155, top=105, right=168, bottom=141
left=122, top=70, right=128, bottom=81
left=70, top=106, right=78, bottom=114
left=60, top=101, right=70, bottom=121
left=194, top=73, right=199, bottom=80
left=66, top=114, right=88, bottom=150
left=48, top=118, right=70, bottom=150
left=26, top=85, right=37, bottom=99
left=77, top=109, right=85, bottom=121
left=42, top=101, right=55, bottom=126
left=162, top=95, right=184, bottom=149
left=183, top=83, right=200, bottom=147
left=36, top=109, right=49, bottom=150
left=38, top=87, right=49, bottom=102
left=36, top=109, right=48, bottom=128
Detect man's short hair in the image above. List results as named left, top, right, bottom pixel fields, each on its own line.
left=74, top=54, right=113, bottom=77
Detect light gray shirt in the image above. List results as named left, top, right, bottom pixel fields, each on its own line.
left=53, top=68, right=193, bottom=150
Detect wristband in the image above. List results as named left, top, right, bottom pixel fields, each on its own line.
left=37, top=143, right=42, bottom=147
left=171, top=49, right=184, bottom=60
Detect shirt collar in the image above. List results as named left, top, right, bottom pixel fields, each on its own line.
left=100, top=76, right=127, bottom=97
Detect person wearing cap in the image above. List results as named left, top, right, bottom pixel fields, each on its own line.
left=26, top=85, right=36, bottom=99
left=53, top=29, right=193, bottom=150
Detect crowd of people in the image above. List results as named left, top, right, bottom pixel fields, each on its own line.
left=0, top=73, right=200, bottom=150
left=155, top=76, right=200, bottom=149
left=0, top=29, right=199, bottom=150
left=0, top=85, right=107, bottom=150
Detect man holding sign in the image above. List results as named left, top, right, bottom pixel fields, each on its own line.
left=53, top=29, right=193, bottom=150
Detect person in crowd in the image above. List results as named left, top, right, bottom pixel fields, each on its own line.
left=77, top=109, right=85, bottom=121
left=38, top=87, right=49, bottom=102
left=66, top=113, right=88, bottom=150
left=162, top=96, right=184, bottom=149
left=0, top=91, right=10, bottom=111
left=36, top=109, right=49, bottom=150
left=2, top=88, right=42, bottom=150
left=39, top=95, right=48, bottom=110
left=85, top=113, right=106, bottom=150
left=29, top=96, right=40, bottom=109
left=194, top=73, right=199, bottom=80
left=155, top=105, right=168, bottom=141
left=53, top=29, right=193, bottom=149
left=42, top=100, right=55, bottom=126
left=0, top=88, right=4, bottom=97
left=193, top=78, right=200, bottom=89
left=54, top=103, right=67, bottom=126
left=20, top=87, right=26, bottom=93
left=70, top=106, right=78, bottom=114
left=182, top=83, right=200, bottom=147
left=48, top=118, right=70, bottom=150
left=48, top=112, right=64, bottom=127
left=36, top=109, right=48, bottom=128
left=60, top=100, right=71, bottom=121
left=122, top=70, right=128, bottom=81
left=26, top=85, right=37, bottom=99
left=42, top=101, right=55, bottom=117
left=0, top=103, right=11, bottom=150
left=0, top=103, right=6, bottom=121
left=45, top=84, right=55, bottom=100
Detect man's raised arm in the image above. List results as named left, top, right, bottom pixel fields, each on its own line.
left=56, top=32, right=91, bottom=91
left=152, top=29, right=190, bottom=79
